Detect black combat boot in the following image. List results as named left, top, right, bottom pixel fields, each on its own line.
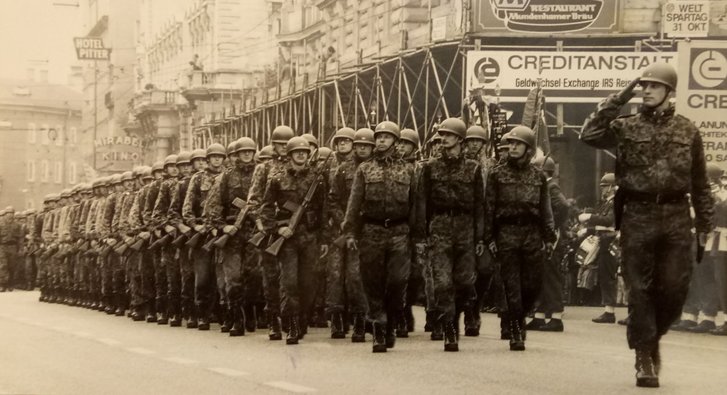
left=330, top=312, right=346, bottom=339
left=525, top=317, right=546, bottom=330
left=539, top=319, right=564, bottom=332
left=430, top=321, right=443, bottom=341
left=499, top=314, right=511, bottom=340
left=385, top=318, right=396, bottom=349
left=406, top=305, right=415, bottom=333
left=372, top=322, right=387, bottom=353
left=464, top=307, right=481, bottom=337
left=443, top=320, right=459, bottom=352
left=509, top=320, right=525, bottom=351
left=229, top=306, right=245, bottom=337
left=197, top=315, right=210, bottom=331
left=219, top=305, right=231, bottom=333
left=114, top=293, right=126, bottom=316
left=145, top=301, right=157, bottom=323
left=169, top=299, right=182, bottom=327
left=256, top=304, right=268, bottom=329
left=131, top=306, right=145, bottom=322
left=351, top=314, right=366, bottom=343
left=104, top=295, right=115, bottom=315
left=424, top=310, right=435, bottom=332
left=156, top=298, right=168, bottom=325
left=268, top=312, right=282, bottom=340
left=395, top=311, right=409, bottom=338
left=244, top=304, right=256, bottom=333
left=286, top=317, right=300, bottom=345
left=592, top=312, right=616, bottom=324
left=635, top=348, right=659, bottom=388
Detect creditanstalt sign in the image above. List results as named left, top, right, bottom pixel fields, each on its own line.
left=472, top=0, right=619, bottom=34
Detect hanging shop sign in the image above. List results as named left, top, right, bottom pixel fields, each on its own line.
left=95, top=136, right=142, bottom=172
left=73, top=37, right=111, bottom=60
left=471, top=0, right=619, bottom=34
left=676, top=40, right=727, bottom=170
left=466, top=50, right=678, bottom=102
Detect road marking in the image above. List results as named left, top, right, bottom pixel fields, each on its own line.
left=163, top=357, right=198, bottom=365
left=126, top=347, right=156, bottom=355
left=96, top=337, right=121, bottom=346
left=207, top=367, right=249, bottom=377
left=264, top=381, right=316, bottom=393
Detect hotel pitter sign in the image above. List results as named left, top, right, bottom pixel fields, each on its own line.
left=472, top=0, right=619, bottom=34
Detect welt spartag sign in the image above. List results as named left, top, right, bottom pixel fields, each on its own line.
left=663, top=1, right=710, bottom=38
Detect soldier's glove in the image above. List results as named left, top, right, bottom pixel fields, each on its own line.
left=193, top=224, right=206, bottom=233
left=475, top=241, right=485, bottom=257
left=223, top=225, right=237, bottom=235
left=544, top=242, right=554, bottom=260
left=105, top=238, right=117, bottom=246
left=278, top=226, right=294, bottom=239
left=211, top=228, right=218, bottom=237
left=138, top=231, right=151, bottom=240
left=346, top=237, right=358, bottom=251
left=578, top=213, right=592, bottom=224
left=487, top=241, right=498, bottom=258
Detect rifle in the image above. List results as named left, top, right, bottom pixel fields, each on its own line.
left=149, top=232, right=173, bottom=251
left=114, top=241, right=130, bottom=256
left=248, top=231, right=267, bottom=248
left=212, top=197, right=250, bottom=250
left=332, top=234, right=347, bottom=249
left=185, top=226, right=208, bottom=248
left=129, top=236, right=147, bottom=252
left=171, top=223, right=191, bottom=247
left=265, top=154, right=333, bottom=256
left=98, top=244, right=113, bottom=258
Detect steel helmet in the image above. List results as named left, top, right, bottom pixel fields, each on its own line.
left=640, top=62, right=677, bottom=91
left=111, top=173, right=124, bottom=185
left=191, top=148, right=207, bottom=161
left=151, top=161, right=164, bottom=173
left=26, top=208, right=36, bottom=215
left=271, top=125, right=295, bottom=143
left=206, top=143, right=226, bottom=158
left=332, top=127, right=355, bottom=143
left=176, top=151, right=192, bottom=165
left=318, top=147, right=332, bottom=160
left=354, top=128, right=375, bottom=146
left=91, top=179, right=102, bottom=189
left=506, top=126, right=536, bottom=149
left=227, top=141, right=239, bottom=155
left=142, top=166, right=153, bottom=180
left=15, top=211, right=26, bottom=218
left=49, top=193, right=61, bottom=202
left=600, top=173, right=616, bottom=186
left=374, top=121, right=400, bottom=139
left=163, top=154, right=178, bottom=167
left=60, top=189, right=72, bottom=198
left=707, top=163, right=723, bottom=180
left=498, top=133, right=510, bottom=149
left=466, top=125, right=488, bottom=142
left=400, top=128, right=420, bottom=146
left=532, top=156, right=556, bottom=173
left=437, top=117, right=467, bottom=139
left=301, top=133, right=319, bottom=148
left=236, top=137, right=257, bottom=152
left=286, top=136, right=311, bottom=154
left=121, top=171, right=134, bottom=182
left=132, top=166, right=145, bottom=178
left=258, top=145, right=274, bottom=160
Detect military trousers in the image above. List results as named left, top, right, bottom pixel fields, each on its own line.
left=278, top=232, right=319, bottom=321
left=220, top=236, right=258, bottom=309
left=260, top=237, right=281, bottom=316
left=0, top=244, right=13, bottom=287
left=192, top=246, right=215, bottom=317
left=496, top=223, right=545, bottom=323
left=682, top=253, right=719, bottom=318
left=359, top=223, right=411, bottom=325
left=621, top=201, right=693, bottom=350
left=325, top=240, right=368, bottom=316
left=428, top=214, right=477, bottom=322
left=537, top=242, right=567, bottom=315
left=178, top=246, right=195, bottom=318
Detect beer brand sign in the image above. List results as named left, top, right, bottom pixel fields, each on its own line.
left=472, top=0, right=619, bottom=34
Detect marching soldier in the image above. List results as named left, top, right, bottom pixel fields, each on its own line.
left=581, top=62, right=714, bottom=387
left=260, top=136, right=329, bottom=344
left=127, top=167, right=155, bottom=321
left=204, top=138, right=258, bottom=336
left=415, top=118, right=484, bottom=352
left=343, top=121, right=417, bottom=353
left=484, top=126, right=556, bottom=352
left=0, top=207, right=21, bottom=292
left=326, top=128, right=375, bottom=341
left=247, top=125, right=295, bottom=340
left=183, top=143, right=227, bottom=330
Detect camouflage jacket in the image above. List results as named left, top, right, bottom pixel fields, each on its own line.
left=168, top=175, right=192, bottom=228
left=343, top=150, right=416, bottom=238
left=204, top=162, right=256, bottom=229
left=484, top=159, right=556, bottom=244
left=415, top=150, right=485, bottom=241
left=183, top=167, right=222, bottom=226
left=328, top=156, right=365, bottom=227
left=117, top=189, right=137, bottom=235
left=127, top=186, right=148, bottom=232
left=247, top=157, right=288, bottom=223
left=260, top=161, right=329, bottom=239
left=581, top=96, right=713, bottom=233
left=143, top=179, right=164, bottom=227
left=151, top=177, right=179, bottom=228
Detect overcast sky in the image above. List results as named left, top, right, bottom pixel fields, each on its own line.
left=0, top=0, right=82, bottom=84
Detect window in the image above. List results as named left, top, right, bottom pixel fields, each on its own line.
left=27, top=122, right=36, bottom=144
left=68, top=162, right=77, bottom=184
left=54, top=161, right=63, bottom=184
left=41, top=160, right=49, bottom=182
left=27, top=160, right=35, bottom=182
left=41, top=124, right=49, bottom=145
left=55, top=125, right=63, bottom=146
left=69, top=127, right=77, bottom=145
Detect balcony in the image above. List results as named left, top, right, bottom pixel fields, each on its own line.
left=181, top=70, right=245, bottom=103
left=131, top=89, right=185, bottom=138
left=132, top=89, right=182, bottom=115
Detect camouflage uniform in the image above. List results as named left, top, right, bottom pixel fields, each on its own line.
left=100, top=189, right=126, bottom=312
left=327, top=155, right=368, bottom=318
left=260, top=161, right=328, bottom=329
left=484, top=159, right=556, bottom=328
left=168, top=172, right=194, bottom=321
left=204, top=161, right=257, bottom=331
left=343, top=150, right=416, bottom=328
left=582, top=99, right=714, bottom=351
left=416, top=150, right=484, bottom=326
left=587, top=197, right=618, bottom=310
left=151, top=175, right=180, bottom=320
left=144, top=177, right=165, bottom=317
left=128, top=183, right=155, bottom=315
left=0, top=214, right=19, bottom=289
left=183, top=166, right=222, bottom=323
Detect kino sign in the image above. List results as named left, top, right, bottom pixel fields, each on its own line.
left=73, top=37, right=110, bottom=60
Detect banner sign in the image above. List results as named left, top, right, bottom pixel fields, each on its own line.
left=466, top=50, right=678, bottom=102
left=471, top=0, right=619, bottom=34
left=73, top=37, right=111, bottom=60
left=663, top=1, right=710, bottom=37
left=676, top=40, right=727, bottom=170
left=95, top=136, right=142, bottom=172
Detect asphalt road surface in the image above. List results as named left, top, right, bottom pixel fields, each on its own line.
left=1, top=291, right=725, bottom=395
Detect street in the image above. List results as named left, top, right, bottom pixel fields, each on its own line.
left=0, top=291, right=724, bottom=395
